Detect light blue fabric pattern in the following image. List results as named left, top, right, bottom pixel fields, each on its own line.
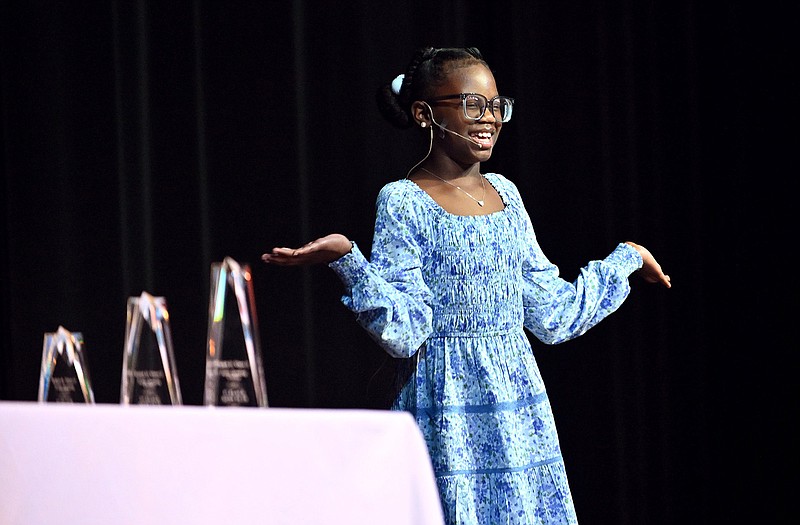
left=329, top=173, right=642, bottom=524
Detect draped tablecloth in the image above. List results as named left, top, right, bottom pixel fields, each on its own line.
left=0, top=402, right=444, bottom=525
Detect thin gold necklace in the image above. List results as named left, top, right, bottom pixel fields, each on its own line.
left=419, top=167, right=486, bottom=207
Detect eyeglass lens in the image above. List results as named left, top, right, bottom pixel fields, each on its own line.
left=464, top=94, right=513, bottom=122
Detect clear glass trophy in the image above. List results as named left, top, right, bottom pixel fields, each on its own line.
left=204, top=257, right=268, bottom=407
left=38, top=326, right=95, bottom=403
left=120, top=292, right=183, bottom=405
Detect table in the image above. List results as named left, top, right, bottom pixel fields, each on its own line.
left=0, top=402, right=444, bottom=525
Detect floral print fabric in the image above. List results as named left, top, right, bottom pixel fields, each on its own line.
left=329, top=173, right=642, bottom=524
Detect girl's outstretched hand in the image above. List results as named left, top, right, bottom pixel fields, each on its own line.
left=261, top=233, right=352, bottom=266
left=625, top=241, right=672, bottom=288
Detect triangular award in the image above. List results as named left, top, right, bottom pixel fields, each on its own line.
left=120, top=292, right=182, bottom=405
left=203, top=257, right=268, bottom=407
left=38, top=326, right=95, bottom=403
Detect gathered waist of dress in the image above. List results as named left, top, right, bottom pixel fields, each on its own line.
left=428, top=329, right=522, bottom=339
left=429, top=321, right=523, bottom=338
left=430, top=303, right=523, bottom=335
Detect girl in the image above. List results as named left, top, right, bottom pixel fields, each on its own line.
left=262, top=47, right=670, bottom=524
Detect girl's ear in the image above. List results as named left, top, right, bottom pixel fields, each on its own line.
left=411, top=101, right=431, bottom=128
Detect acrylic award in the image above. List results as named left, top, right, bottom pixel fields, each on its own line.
left=204, top=257, right=268, bottom=407
left=38, top=326, right=95, bottom=403
left=120, top=291, right=182, bottom=405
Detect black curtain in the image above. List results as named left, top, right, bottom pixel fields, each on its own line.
left=1, top=1, right=791, bottom=523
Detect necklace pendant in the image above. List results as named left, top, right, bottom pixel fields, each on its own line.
left=419, top=167, right=487, bottom=208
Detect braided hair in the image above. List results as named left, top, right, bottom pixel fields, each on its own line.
left=376, top=47, right=487, bottom=129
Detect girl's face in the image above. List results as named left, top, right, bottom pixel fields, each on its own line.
left=426, top=63, right=503, bottom=165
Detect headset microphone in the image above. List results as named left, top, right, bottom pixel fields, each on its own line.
left=433, top=121, right=484, bottom=149
left=423, top=103, right=484, bottom=149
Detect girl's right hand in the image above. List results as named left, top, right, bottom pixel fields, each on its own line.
left=261, top=233, right=353, bottom=266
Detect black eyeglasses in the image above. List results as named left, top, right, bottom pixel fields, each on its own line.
left=426, top=93, right=515, bottom=122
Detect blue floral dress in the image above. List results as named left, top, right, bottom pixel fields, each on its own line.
left=329, top=173, right=642, bottom=524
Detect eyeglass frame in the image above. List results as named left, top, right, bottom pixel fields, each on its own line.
left=425, top=92, right=515, bottom=122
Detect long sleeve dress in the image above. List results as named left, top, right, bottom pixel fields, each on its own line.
left=328, top=173, right=643, bottom=525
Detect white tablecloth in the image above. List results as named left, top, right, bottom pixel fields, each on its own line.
left=0, top=402, right=444, bottom=525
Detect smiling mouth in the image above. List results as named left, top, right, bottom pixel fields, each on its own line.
left=470, top=131, right=493, bottom=147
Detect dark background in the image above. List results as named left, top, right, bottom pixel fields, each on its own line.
left=1, top=1, right=793, bottom=523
